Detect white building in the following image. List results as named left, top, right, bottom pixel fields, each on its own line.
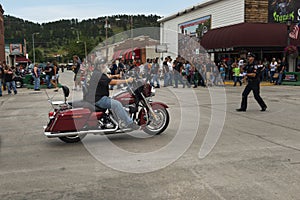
left=159, top=0, right=300, bottom=72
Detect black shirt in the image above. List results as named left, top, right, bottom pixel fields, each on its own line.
left=85, top=69, right=111, bottom=103
left=174, top=61, right=183, bottom=72
left=110, top=64, right=118, bottom=75
left=244, top=62, right=263, bottom=81
left=74, top=62, right=80, bottom=74
left=278, top=61, right=286, bottom=72
left=45, top=65, right=52, bottom=76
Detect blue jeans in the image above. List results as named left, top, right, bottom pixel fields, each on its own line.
left=168, top=72, right=173, bottom=86
left=262, top=69, right=269, bottom=81
left=233, top=76, right=242, bottom=86
left=270, top=71, right=275, bottom=83
left=276, top=73, right=284, bottom=85
left=151, top=74, right=160, bottom=87
left=95, top=96, right=133, bottom=126
left=163, top=72, right=170, bottom=87
left=33, top=75, right=40, bottom=90
left=45, top=75, right=51, bottom=88
left=174, top=72, right=185, bottom=87
left=6, top=81, right=17, bottom=94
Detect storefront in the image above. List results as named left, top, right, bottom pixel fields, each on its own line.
left=159, top=0, right=300, bottom=72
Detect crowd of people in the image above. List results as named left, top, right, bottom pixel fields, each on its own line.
left=0, top=61, right=18, bottom=97
left=0, top=59, right=61, bottom=96
left=97, top=55, right=289, bottom=90
left=0, top=53, right=291, bottom=98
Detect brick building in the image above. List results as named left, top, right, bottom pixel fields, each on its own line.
left=0, top=4, right=5, bottom=63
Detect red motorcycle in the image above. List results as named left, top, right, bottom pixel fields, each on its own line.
left=44, top=79, right=169, bottom=143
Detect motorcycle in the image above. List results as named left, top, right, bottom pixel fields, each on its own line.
left=43, top=78, right=169, bottom=143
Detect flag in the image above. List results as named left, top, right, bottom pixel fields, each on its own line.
left=289, top=23, right=300, bottom=40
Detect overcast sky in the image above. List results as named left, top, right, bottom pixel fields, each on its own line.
left=1, top=0, right=204, bottom=23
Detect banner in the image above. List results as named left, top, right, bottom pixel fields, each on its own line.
left=10, top=44, right=23, bottom=55
left=179, top=15, right=211, bottom=39
left=268, top=0, right=300, bottom=23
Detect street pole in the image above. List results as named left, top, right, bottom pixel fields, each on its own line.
left=105, top=16, right=109, bottom=61
left=76, top=40, right=87, bottom=61
left=32, top=32, right=39, bottom=64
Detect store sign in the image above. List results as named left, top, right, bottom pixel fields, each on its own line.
left=155, top=44, right=168, bottom=53
left=179, top=15, right=211, bottom=38
left=207, top=47, right=234, bottom=53
left=268, top=0, right=300, bottom=23
left=284, top=74, right=297, bottom=81
left=10, top=44, right=23, bottom=55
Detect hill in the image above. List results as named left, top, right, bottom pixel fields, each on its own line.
left=4, top=14, right=161, bottom=63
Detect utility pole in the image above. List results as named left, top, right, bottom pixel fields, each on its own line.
left=104, top=16, right=110, bottom=60
left=32, top=32, right=39, bottom=63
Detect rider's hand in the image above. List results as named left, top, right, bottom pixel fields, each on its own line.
left=127, top=77, right=134, bottom=83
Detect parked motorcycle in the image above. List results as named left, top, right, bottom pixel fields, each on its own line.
left=44, top=78, right=169, bottom=143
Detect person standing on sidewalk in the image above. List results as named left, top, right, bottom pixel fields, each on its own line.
left=232, top=61, right=242, bottom=86
left=3, top=65, right=17, bottom=95
left=33, top=63, right=41, bottom=91
left=50, top=61, right=59, bottom=92
left=275, top=56, right=286, bottom=85
left=236, top=52, right=267, bottom=112
left=72, top=55, right=82, bottom=90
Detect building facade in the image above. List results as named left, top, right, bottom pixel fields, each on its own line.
left=159, top=0, right=300, bottom=71
left=0, top=4, right=5, bottom=63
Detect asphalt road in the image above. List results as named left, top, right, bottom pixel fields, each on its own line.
left=0, top=71, right=300, bottom=200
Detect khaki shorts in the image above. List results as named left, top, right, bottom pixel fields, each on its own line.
left=206, top=72, right=211, bottom=81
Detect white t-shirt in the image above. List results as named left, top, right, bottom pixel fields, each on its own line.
left=270, top=61, right=277, bottom=71
left=167, top=62, right=173, bottom=72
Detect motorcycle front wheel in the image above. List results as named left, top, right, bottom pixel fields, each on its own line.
left=143, top=107, right=169, bottom=135
left=58, top=134, right=87, bottom=143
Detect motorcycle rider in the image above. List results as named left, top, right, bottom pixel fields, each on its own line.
left=85, top=57, right=140, bottom=130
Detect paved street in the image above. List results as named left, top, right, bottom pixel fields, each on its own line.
left=0, top=71, right=300, bottom=200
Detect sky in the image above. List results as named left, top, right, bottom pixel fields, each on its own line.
left=1, top=0, right=204, bottom=24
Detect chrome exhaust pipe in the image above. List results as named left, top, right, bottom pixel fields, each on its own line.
left=44, top=128, right=118, bottom=138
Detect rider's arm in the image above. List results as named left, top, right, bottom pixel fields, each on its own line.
left=108, top=74, right=121, bottom=79
left=110, top=77, right=133, bottom=85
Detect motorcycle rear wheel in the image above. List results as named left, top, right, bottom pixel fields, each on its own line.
left=143, top=107, right=169, bottom=135
left=58, top=134, right=87, bottom=143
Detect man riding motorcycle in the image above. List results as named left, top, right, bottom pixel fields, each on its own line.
left=84, top=57, right=140, bottom=130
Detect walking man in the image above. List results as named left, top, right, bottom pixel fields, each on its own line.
left=236, top=52, right=267, bottom=112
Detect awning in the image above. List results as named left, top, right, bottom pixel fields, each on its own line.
left=113, top=48, right=141, bottom=60
left=112, top=50, right=123, bottom=60
left=16, top=57, right=31, bottom=63
left=201, top=22, right=300, bottom=50
left=122, top=48, right=140, bottom=60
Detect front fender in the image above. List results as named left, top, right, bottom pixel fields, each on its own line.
left=150, top=102, right=169, bottom=109
left=138, top=102, right=168, bottom=127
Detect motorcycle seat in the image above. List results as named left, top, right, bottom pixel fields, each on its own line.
left=69, top=100, right=107, bottom=112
